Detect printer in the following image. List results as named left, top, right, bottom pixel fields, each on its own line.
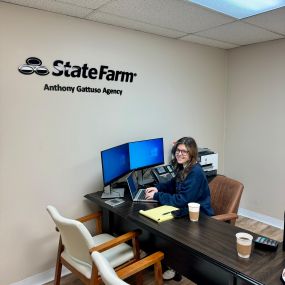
left=198, top=148, right=218, bottom=177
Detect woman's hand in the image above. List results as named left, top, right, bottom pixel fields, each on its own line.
left=145, top=187, right=158, bottom=200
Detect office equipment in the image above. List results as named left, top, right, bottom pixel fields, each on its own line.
left=198, top=148, right=218, bottom=177
left=151, top=164, right=175, bottom=184
left=129, top=138, right=164, bottom=184
left=126, top=171, right=157, bottom=202
left=85, top=191, right=285, bottom=285
left=91, top=250, right=164, bottom=285
left=139, top=205, right=178, bottom=222
left=101, top=143, right=130, bottom=198
left=101, top=138, right=164, bottom=197
left=46, top=205, right=140, bottom=285
left=105, top=198, right=125, bottom=207
left=209, top=175, right=244, bottom=225
left=254, top=236, right=278, bottom=251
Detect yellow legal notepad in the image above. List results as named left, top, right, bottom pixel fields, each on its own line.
left=139, top=205, right=179, bottom=223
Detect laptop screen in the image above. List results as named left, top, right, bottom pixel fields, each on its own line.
left=126, top=172, right=139, bottom=199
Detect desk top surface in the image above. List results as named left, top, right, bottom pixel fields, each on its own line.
left=85, top=191, right=285, bottom=285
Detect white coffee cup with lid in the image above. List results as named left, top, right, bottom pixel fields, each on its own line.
left=236, top=232, right=253, bottom=258
left=188, top=202, right=200, bottom=222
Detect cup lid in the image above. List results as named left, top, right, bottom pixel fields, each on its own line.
left=188, top=202, right=200, bottom=207
left=236, top=232, right=253, bottom=240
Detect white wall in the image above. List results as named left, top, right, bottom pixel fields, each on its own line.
left=226, top=39, right=285, bottom=220
left=0, top=3, right=227, bottom=284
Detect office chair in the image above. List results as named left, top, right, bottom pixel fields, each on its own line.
left=208, top=175, right=244, bottom=225
left=91, top=251, right=164, bottom=285
left=47, top=205, right=141, bottom=285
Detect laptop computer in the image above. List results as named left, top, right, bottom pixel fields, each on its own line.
left=126, top=171, right=157, bottom=202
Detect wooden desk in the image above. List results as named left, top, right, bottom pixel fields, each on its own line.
left=85, top=191, right=285, bottom=285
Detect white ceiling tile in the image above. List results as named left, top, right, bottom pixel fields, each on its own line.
left=98, top=0, right=235, bottom=33
left=3, top=0, right=285, bottom=48
left=56, top=0, right=110, bottom=10
left=2, top=0, right=55, bottom=6
left=87, top=11, right=186, bottom=38
left=3, top=0, right=92, bottom=18
left=195, top=21, right=283, bottom=45
left=244, top=7, right=285, bottom=36
left=181, top=34, right=239, bottom=49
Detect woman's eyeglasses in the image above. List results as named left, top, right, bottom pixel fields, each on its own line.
left=175, top=149, right=189, bottom=156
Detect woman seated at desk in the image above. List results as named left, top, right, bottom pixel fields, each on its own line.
left=145, top=136, right=213, bottom=281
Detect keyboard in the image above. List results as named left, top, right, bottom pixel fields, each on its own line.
left=137, top=190, right=146, bottom=200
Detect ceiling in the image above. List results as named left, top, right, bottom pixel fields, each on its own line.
left=2, top=0, right=285, bottom=49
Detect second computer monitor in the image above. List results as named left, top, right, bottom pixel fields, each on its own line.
left=129, top=138, right=164, bottom=171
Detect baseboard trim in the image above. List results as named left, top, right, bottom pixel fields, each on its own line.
left=10, top=266, right=70, bottom=285
left=238, top=208, right=284, bottom=229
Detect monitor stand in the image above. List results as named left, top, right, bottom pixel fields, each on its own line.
left=136, top=169, right=154, bottom=186
left=101, top=185, right=125, bottom=198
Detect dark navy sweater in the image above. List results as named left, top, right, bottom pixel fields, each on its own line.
left=153, top=163, right=213, bottom=216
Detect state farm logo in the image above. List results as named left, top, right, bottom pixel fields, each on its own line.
left=18, top=57, right=49, bottom=76
left=18, top=57, right=137, bottom=83
left=17, top=57, right=137, bottom=95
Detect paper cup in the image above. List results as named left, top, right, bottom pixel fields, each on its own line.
left=188, top=202, right=200, bottom=222
left=236, top=232, right=253, bottom=258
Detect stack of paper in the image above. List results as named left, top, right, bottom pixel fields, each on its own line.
left=139, top=205, right=179, bottom=223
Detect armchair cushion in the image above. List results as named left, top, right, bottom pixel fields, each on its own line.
left=61, top=233, right=134, bottom=279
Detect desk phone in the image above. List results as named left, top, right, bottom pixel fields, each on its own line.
left=151, top=164, right=175, bottom=183
left=254, top=236, right=278, bottom=251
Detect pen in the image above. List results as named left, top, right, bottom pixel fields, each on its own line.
left=162, top=211, right=172, bottom=215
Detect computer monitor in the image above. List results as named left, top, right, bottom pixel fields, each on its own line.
left=101, top=143, right=130, bottom=198
left=129, top=138, right=164, bottom=170
left=129, top=138, right=164, bottom=184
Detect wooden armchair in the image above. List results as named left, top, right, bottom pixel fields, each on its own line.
left=47, top=205, right=141, bottom=285
left=91, top=251, right=164, bottom=285
left=209, top=175, right=244, bottom=225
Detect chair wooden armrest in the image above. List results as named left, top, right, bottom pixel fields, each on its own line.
left=116, top=251, right=164, bottom=280
left=212, top=213, right=238, bottom=224
left=76, top=211, right=103, bottom=234
left=91, top=251, right=164, bottom=285
left=77, top=211, right=102, bottom=223
left=89, top=230, right=141, bottom=254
